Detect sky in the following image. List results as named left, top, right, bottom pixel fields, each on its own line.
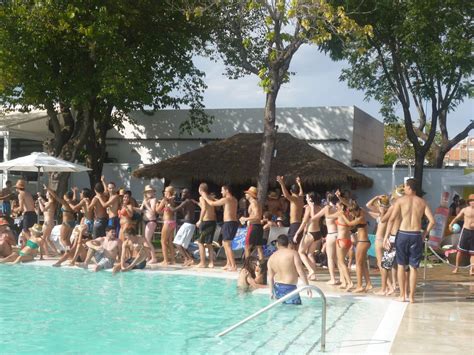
left=193, top=44, right=473, bottom=137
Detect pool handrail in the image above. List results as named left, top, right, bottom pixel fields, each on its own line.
left=215, top=284, right=327, bottom=352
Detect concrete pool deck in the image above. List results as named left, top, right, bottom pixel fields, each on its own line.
left=5, top=259, right=473, bottom=354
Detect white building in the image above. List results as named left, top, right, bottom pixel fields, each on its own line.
left=1, top=106, right=383, bottom=196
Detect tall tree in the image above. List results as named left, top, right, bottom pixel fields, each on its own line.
left=327, top=0, right=473, bottom=193
left=185, top=0, right=370, bottom=201
left=0, top=0, right=212, bottom=191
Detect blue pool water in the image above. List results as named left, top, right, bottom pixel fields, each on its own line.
left=0, top=265, right=389, bottom=354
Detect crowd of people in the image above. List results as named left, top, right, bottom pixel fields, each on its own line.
left=1, top=175, right=473, bottom=304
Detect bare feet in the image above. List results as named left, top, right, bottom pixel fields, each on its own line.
left=397, top=296, right=406, bottom=302
left=223, top=265, right=229, bottom=270
left=339, top=283, right=347, bottom=289
left=208, top=263, right=215, bottom=268
left=409, top=296, right=415, bottom=304
left=452, top=267, right=458, bottom=274
left=158, top=261, right=169, bottom=266
left=345, top=283, right=354, bottom=292
left=52, top=262, right=61, bottom=267
left=327, top=280, right=340, bottom=285
left=78, top=262, right=88, bottom=269
left=227, top=267, right=237, bottom=272
left=353, top=287, right=366, bottom=293
left=365, top=284, right=373, bottom=291
left=196, top=263, right=207, bottom=268
left=149, top=260, right=159, bottom=264
left=375, top=289, right=386, bottom=296
left=386, top=286, right=395, bottom=296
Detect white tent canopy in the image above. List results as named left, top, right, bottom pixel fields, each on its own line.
left=0, top=152, right=90, bottom=172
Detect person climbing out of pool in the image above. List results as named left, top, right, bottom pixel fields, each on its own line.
left=449, top=194, right=474, bottom=275
left=240, top=186, right=264, bottom=261
left=237, top=256, right=268, bottom=291
left=196, top=183, right=217, bottom=268
left=0, top=223, right=45, bottom=264
left=276, top=176, right=304, bottom=248
left=386, top=178, right=435, bottom=303
left=113, top=228, right=149, bottom=274
left=78, top=226, right=121, bottom=272
left=52, top=224, right=90, bottom=267
left=201, top=185, right=239, bottom=271
left=268, top=234, right=311, bottom=305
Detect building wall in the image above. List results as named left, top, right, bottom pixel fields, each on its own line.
left=352, top=107, right=384, bottom=165
left=106, top=106, right=382, bottom=166
left=353, top=167, right=465, bottom=210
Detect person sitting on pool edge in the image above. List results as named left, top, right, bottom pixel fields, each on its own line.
left=237, top=256, right=268, bottom=292
left=78, top=226, right=121, bottom=272
left=268, top=234, right=311, bottom=305
left=0, top=223, right=45, bottom=264
left=113, top=228, right=149, bottom=274
left=52, top=224, right=91, bottom=267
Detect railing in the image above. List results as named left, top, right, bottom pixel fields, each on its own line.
left=216, top=285, right=327, bottom=352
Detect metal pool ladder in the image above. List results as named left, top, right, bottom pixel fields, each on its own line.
left=216, top=285, right=327, bottom=352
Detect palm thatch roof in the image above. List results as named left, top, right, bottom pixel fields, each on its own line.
left=133, top=133, right=373, bottom=188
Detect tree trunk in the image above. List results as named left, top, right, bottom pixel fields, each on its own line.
left=86, top=119, right=109, bottom=188
left=413, top=151, right=425, bottom=197
left=256, top=91, right=278, bottom=203
left=48, top=172, right=71, bottom=197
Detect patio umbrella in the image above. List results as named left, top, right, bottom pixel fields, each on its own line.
left=0, top=152, right=91, bottom=222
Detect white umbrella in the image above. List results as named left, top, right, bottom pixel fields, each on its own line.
left=0, top=152, right=91, bottom=173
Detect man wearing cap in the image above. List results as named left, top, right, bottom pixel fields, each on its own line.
left=240, top=186, right=264, bottom=260
left=449, top=194, right=474, bottom=275
left=196, top=183, right=217, bottom=268
left=13, top=179, right=37, bottom=245
left=201, top=185, right=239, bottom=271
left=387, top=178, right=435, bottom=303
left=276, top=176, right=304, bottom=247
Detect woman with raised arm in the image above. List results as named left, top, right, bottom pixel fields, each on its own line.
left=294, top=192, right=322, bottom=281
left=156, top=186, right=177, bottom=265
left=37, top=189, right=58, bottom=255
left=117, top=191, right=134, bottom=242
left=46, top=186, right=76, bottom=250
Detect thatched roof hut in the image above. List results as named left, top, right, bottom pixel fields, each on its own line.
left=133, top=133, right=373, bottom=189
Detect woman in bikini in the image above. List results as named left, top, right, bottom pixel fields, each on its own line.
left=237, top=256, right=267, bottom=291
left=37, top=189, right=58, bottom=255
left=295, top=193, right=322, bottom=281
left=366, top=194, right=392, bottom=295
left=140, top=185, right=158, bottom=264
left=310, top=193, right=339, bottom=285
left=0, top=223, right=45, bottom=263
left=156, top=186, right=177, bottom=265
left=339, top=201, right=373, bottom=292
left=327, top=191, right=353, bottom=290
left=47, top=187, right=76, bottom=250
left=118, top=191, right=134, bottom=242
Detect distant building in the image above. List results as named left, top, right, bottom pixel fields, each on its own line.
left=444, top=137, right=474, bottom=167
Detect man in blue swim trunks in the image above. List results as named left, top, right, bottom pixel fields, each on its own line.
left=388, top=178, right=434, bottom=303
left=268, top=234, right=311, bottom=305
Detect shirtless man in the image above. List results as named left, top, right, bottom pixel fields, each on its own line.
left=266, top=191, right=283, bottom=218
left=78, top=226, right=121, bottom=272
left=98, top=176, right=121, bottom=236
left=89, top=183, right=109, bottom=239
left=196, top=183, right=217, bottom=268
left=172, top=189, right=197, bottom=266
left=268, top=234, right=311, bottom=304
left=14, top=179, right=37, bottom=245
left=387, top=179, right=435, bottom=303
left=240, top=186, right=264, bottom=261
left=0, top=180, right=14, bottom=217
left=113, top=228, right=150, bottom=273
left=276, top=176, right=304, bottom=247
left=449, top=194, right=474, bottom=275
left=202, top=185, right=239, bottom=271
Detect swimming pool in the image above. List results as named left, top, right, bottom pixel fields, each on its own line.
left=0, top=265, right=401, bottom=354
